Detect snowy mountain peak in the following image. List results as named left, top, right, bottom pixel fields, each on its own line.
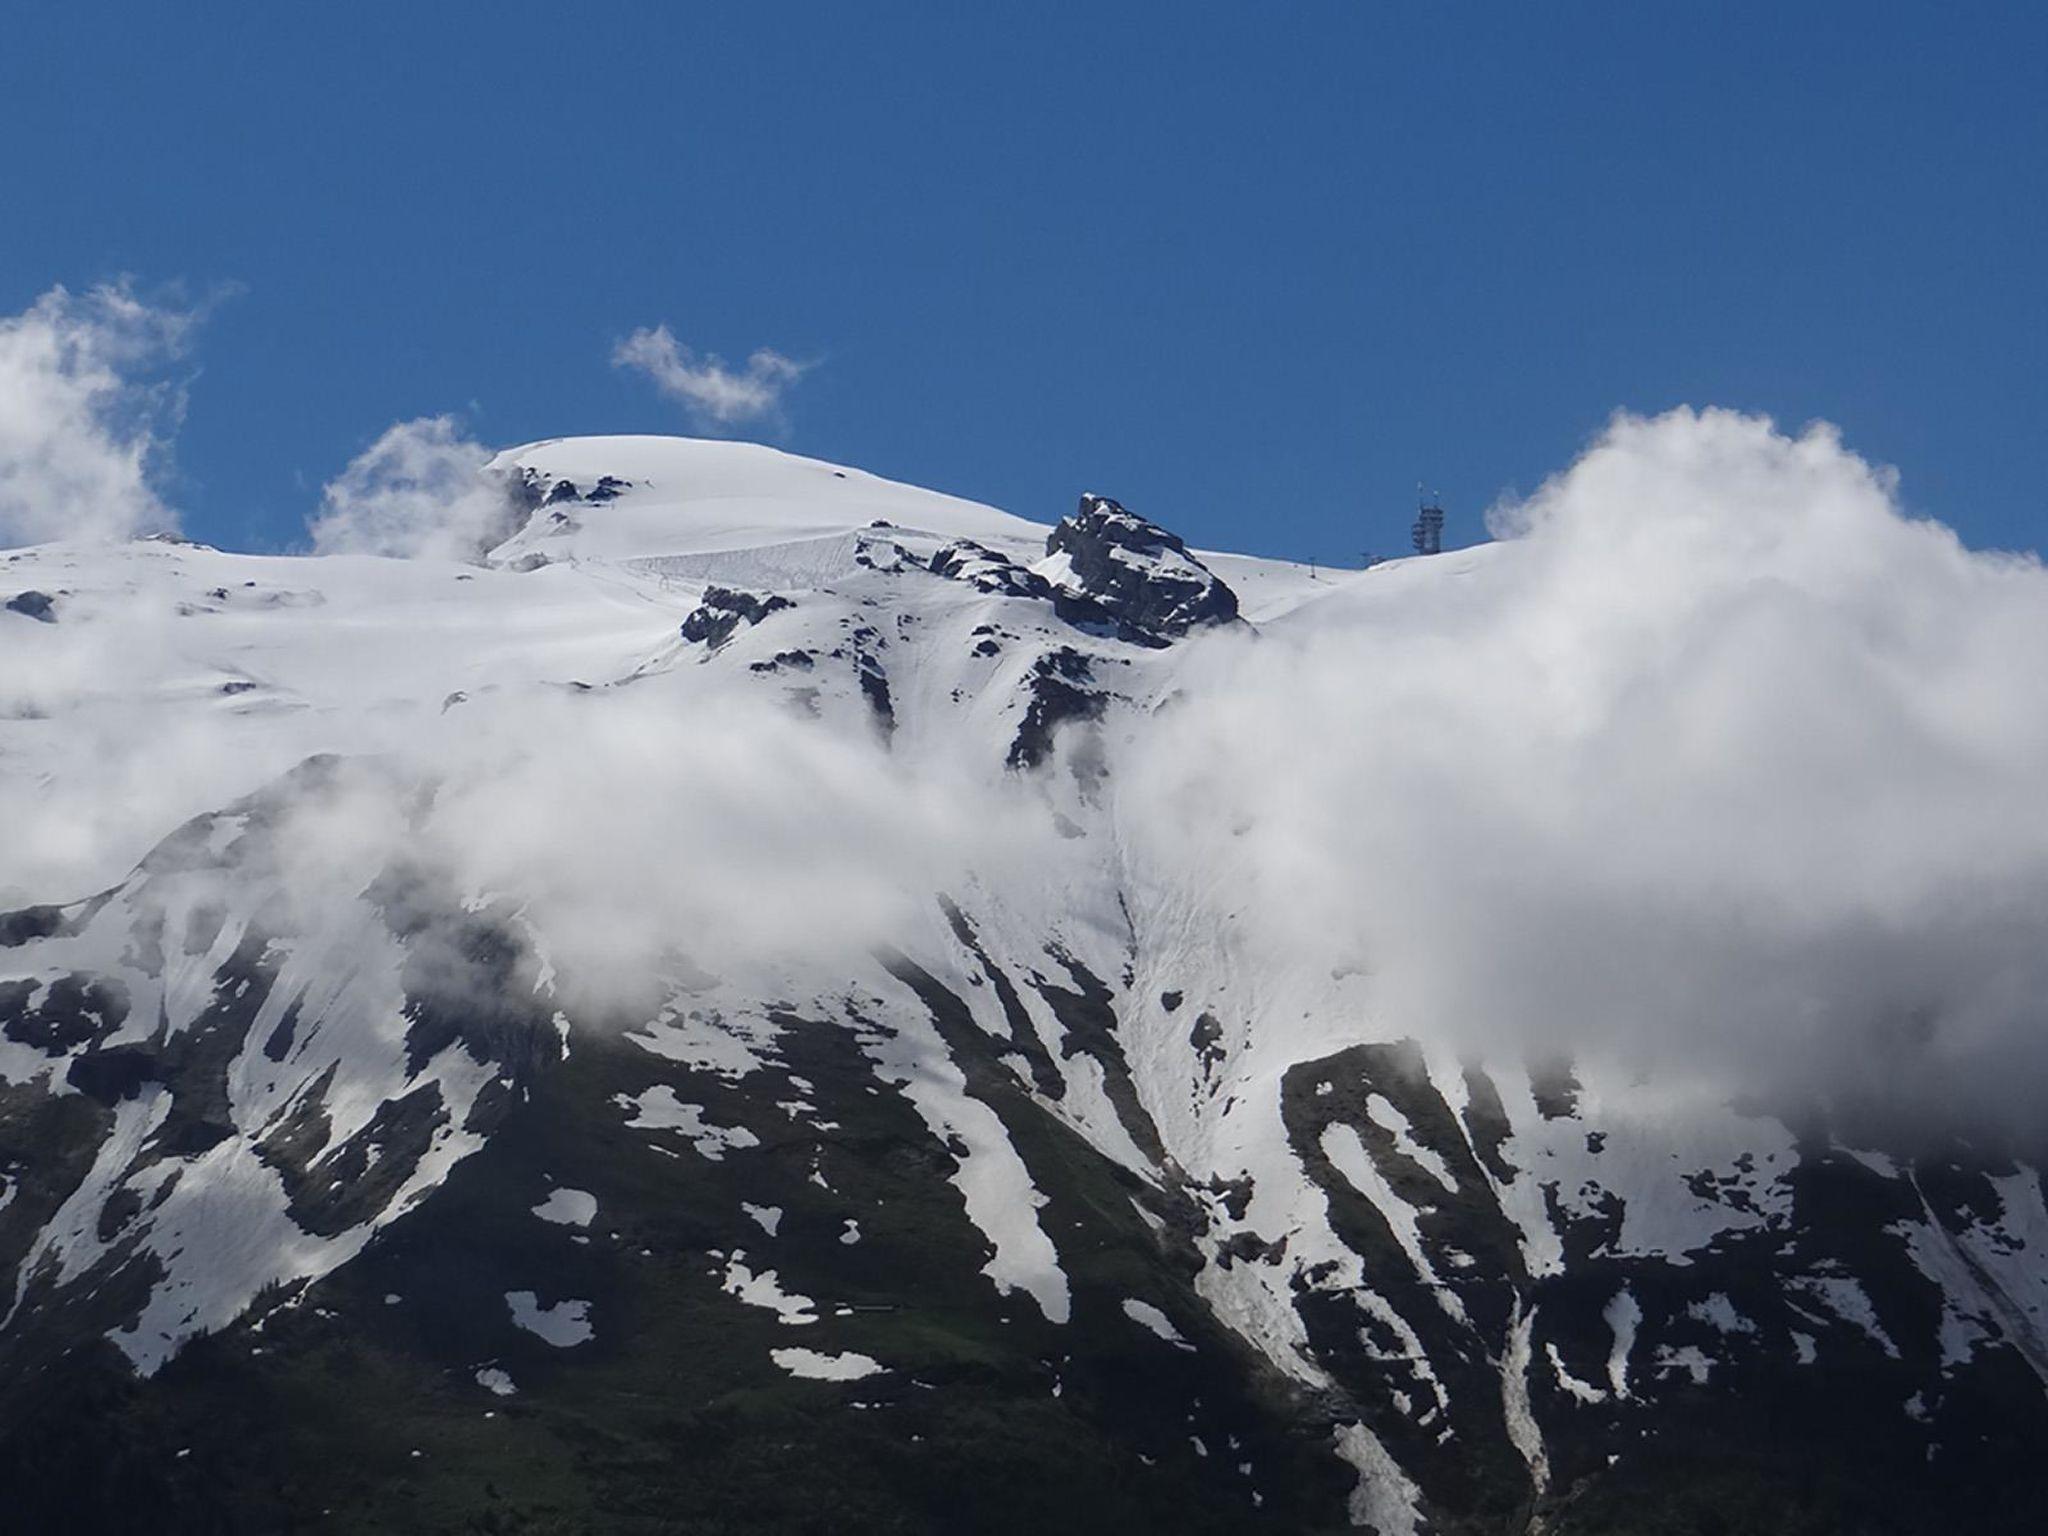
left=484, top=435, right=1045, bottom=569
left=1042, top=492, right=1240, bottom=644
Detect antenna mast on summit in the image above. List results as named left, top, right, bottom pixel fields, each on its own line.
left=1411, top=483, right=1445, bottom=557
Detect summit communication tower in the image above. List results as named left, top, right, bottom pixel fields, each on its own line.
left=1411, top=486, right=1445, bottom=557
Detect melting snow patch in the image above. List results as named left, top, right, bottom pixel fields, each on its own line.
left=532, top=1188, right=598, bottom=1227
left=1654, top=1345, right=1713, bottom=1385
left=1790, top=1275, right=1900, bottom=1359
left=1363, top=1094, right=1459, bottom=1193
left=506, top=1291, right=593, bottom=1347
left=840, top=1219, right=861, bottom=1245
left=616, top=1086, right=760, bottom=1160
left=475, top=1367, right=517, bottom=1396
left=722, top=1251, right=818, bottom=1325
left=1547, top=1343, right=1608, bottom=1404
left=1121, top=1298, right=1195, bottom=1351
left=1502, top=1302, right=1550, bottom=1491
left=743, top=1203, right=783, bottom=1237
left=627, top=1005, right=778, bottom=1081
left=1321, top=1121, right=1468, bottom=1324
left=1333, top=1422, right=1424, bottom=1536
left=1893, top=1215, right=1996, bottom=1370
left=1837, top=1144, right=1901, bottom=1180
left=771, top=1347, right=885, bottom=1381
left=1604, top=1286, right=1641, bottom=1398
left=867, top=975, right=1071, bottom=1324
left=1687, top=1292, right=1755, bottom=1335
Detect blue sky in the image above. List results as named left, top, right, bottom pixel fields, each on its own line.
left=4, top=1, right=2043, bottom=561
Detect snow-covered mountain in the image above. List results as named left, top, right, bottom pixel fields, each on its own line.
left=2, top=437, right=2043, bottom=1534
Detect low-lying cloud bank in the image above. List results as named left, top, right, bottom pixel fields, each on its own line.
left=1118, top=409, right=2048, bottom=1138
left=246, top=687, right=1016, bottom=1021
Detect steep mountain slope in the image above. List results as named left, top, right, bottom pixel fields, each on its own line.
left=2, top=438, right=2043, bottom=1534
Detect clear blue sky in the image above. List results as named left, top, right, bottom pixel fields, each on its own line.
left=5, top=1, right=2044, bottom=561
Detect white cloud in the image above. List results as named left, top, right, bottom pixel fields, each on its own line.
left=1115, top=407, right=2048, bottom=1137
left=0, top=283, right=192, bottom=546
left=613, top=324, right=810, bottom=430
left=308, top=416, right=523, bottom=561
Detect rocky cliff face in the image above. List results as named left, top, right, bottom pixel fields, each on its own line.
left=1043, top=493, right=1241, bottom=644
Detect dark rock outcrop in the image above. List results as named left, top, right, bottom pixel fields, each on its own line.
left=1044, top=495, right=1238, bottom=645
left=1008, top=646, right=1109, bottom=770
left=929, top=540, right=1058, bottom=601
left=678, top=586, right=794, bottom=651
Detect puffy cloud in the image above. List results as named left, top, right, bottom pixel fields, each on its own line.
left=613, top=324, right=810, bottom=429
left=308, top=415, right=524, bottom=561
left=1115, top=408, right=2048, bottom=1139
left=398, top=686, right=1013, bottom=1014
left=0, top=283, right=192, bottom=546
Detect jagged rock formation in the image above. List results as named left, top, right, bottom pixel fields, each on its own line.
left=679, top=585, right=796, bottom=650
left=1043, top=493, right=1240, bottom=644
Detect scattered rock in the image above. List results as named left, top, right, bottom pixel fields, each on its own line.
left=680, top=587, right=795, bottom=651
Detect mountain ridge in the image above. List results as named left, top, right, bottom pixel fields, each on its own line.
left=2, top=435, right=2043, bottom=1534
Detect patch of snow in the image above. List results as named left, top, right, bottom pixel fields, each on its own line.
left=532, top=1187, right=597, bottom=1227
left=771, top=1346, right=885, bottom=1381
left=1332, top=1422, right=1424, bottom=1536
left=1837, top=1144, right=1901, bottom=1180
left=617, top=1086, right=760, bottom=1160
left=1604, top=1286, right=1641, bottom=1398
left=1654, top=1344, right=1713, bottom=1384
left=1687, top=1292, right=1756, bottom=1335
left=1790, top=1275, right=1899, bottom=1359
left=721, top=1251, right=818, bottom=1325
left=1321, top=1121, right=1468, bottom=1324
left=627, top=1003, right=780, bottom=1081
left=1547, top=1342, right=1608, bottom=1404
left=1502, top=1302, right=1549, bottom=1491
left=1122, top=1298, right=1195, bottom=1350
left=505, top=1291, right=593, bottom=1347
left=870, top=973, right=1071, bottom=1324
left=1364, top=1094, right=1458, bottom=1194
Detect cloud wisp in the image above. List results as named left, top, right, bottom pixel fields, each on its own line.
left=307, top=415, right=523, bottom=562
left=613, top=323, right=811, bottom=431
left=0, top=283, right=194, bottom=546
